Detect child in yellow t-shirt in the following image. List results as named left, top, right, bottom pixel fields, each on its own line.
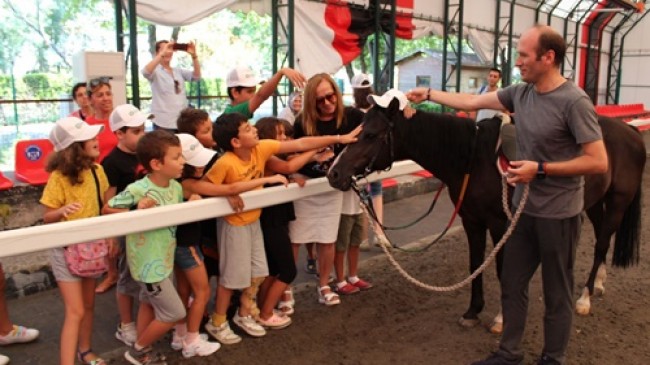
left=202, top=112, right=360, bottom=343
left=40, top=117, right=109, bottom=365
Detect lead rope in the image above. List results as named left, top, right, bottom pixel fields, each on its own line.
left=379, top=177, right=528, bottom=292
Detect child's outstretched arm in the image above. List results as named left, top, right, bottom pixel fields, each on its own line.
left=249, top=68, right=306, bottom=114
left=187, top=175, right=288, bottom=197
left=277, top=125, right=362, bottom=155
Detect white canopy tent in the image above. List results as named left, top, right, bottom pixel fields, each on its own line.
left=121, top=0, right=649, bottom=105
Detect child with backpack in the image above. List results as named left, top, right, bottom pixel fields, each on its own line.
left=41, top=117, right=110, bottom=365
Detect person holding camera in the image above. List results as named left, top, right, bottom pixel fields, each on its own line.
left=142, top=40, right=201, bottom=132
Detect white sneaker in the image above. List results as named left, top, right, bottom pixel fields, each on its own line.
left=181, top=336, right=221, bottom=358
left=0, top=325, right=39, bottom=345
left=171, top=332, right=208, bottom=351
left=0, top=353, right=9, bottom=365
left=115, top=322, right=137, bottom=347
left=257, top=312, right=292, bottom=330
left=204, top=321, right=242, bottom=345
left=233, top=312, right=266, bottom=337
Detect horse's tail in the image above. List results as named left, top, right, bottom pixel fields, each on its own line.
left=612, top=185, right=642, bottom=268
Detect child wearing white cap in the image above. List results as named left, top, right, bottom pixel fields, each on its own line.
left=99, top=104, right=150, bottom=348
left=176, top=134, right=288, bottom=346
left=225, top=66, right=306, bottom=119
left=40, top=117, right=110, bottom=365
left=169, top=133, right=222, bottom=358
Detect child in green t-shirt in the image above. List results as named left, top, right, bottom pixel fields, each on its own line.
left=106, top=130, right=187, bottom=365
left=225, top=66, right=306, bottom=119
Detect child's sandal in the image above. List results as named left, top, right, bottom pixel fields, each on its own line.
left=283, top=288, right=295, bottom=306
left=278, top=300, right=295, bottom=315
left=77, top=348, right=107, bottom=365
left=317, top=286, right=340, bottom=306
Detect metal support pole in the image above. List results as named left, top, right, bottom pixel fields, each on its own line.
left=493, top=0, right=501, bottom=67
left=127, top=0, right=140, bottom=107
left=271, top=0, right=294, bottom=113
left=272, top=0, right=279, bottom=114
left=456, top=0, right=463, bottom=93
left=115, top=0, right=124, bottom=52
left=442, top=0, right=450, bottom=93
left=372, top=0, right=381, bottom=92
left=504, top=0, right=514, bottom=86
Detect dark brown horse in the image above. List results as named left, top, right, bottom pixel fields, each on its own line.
left=328, top=98, right=645, bottom=330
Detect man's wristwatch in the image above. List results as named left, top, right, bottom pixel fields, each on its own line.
left=536, top=161, right=547, bottom=180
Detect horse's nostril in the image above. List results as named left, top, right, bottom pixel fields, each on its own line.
left=329, top=170, right=338, bottom=180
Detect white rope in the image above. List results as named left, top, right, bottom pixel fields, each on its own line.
left=379, top=176, right=528, bottom=292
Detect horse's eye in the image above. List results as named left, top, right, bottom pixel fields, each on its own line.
left=363, top=132, right=376, bottom=140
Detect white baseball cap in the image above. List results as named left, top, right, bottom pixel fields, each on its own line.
left=49, top=117, right=104, bottom=152
left=351, top=73, right=372, bottom=89
left=177, top=133, right=216, bottom=167
left=226, top=66, right=263, bottom=88
left=109, top=104, right=153, bottom=132
left=368, top=89, right=409, bottom=111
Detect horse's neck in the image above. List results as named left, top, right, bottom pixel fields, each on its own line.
left=395, top=112, right=475, bottom=185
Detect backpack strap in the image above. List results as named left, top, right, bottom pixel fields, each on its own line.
left=90, top=166, right=102, bottom=215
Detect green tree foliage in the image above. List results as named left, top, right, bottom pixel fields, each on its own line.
left=22, top=72, right=67, bottom=99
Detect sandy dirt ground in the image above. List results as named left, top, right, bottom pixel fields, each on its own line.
left=105, top=167, right=650, bottom=365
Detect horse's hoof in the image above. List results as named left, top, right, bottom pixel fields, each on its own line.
left=488, top=321, right=503, bottom=334
left=575, top=287, right=591, bottom=316
left=488, top=312, right=503, bottom=334
left=458, top=316, right=480, bottom=328
left=575, top=299, right=591, bottom=316
left=593, top=285, right=605, bottom=297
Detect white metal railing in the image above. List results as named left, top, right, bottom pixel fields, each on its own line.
left=0, top=161, right=425, bottom=258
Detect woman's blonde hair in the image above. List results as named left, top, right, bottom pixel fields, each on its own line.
left=301, top=73, right=344, bottom=136
left=45, top=142, right=97, bottom=185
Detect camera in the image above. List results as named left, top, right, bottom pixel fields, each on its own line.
left=172, top=43, right=189, bottom=51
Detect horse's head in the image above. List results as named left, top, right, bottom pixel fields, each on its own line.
left=328, top=96, right=404, bottom=191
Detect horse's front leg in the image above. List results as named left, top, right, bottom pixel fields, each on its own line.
left=458, top=220, right=487, bottom=328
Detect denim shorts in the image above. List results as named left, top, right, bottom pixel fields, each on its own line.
left=369, top=181, right=383, bottom=197
left=174, top=245, right=204, bottom=270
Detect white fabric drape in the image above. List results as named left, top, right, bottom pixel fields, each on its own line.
left=123, top=0, right=237, bottom=26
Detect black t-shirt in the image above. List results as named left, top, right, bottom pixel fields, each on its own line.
left=293, top=106, right=364, bottom=178
left=101, top=147, right=144, bottom=194
left=177, top=152, right=222, bottom=247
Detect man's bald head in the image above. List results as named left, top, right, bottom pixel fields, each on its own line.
left=528, top=25, right=566, bottom=68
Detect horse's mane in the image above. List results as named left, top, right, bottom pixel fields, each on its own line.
left=399, top=110, right=479, bottom=168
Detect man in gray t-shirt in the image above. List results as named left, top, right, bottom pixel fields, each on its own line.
left=407, top=25, right=608, bottom=365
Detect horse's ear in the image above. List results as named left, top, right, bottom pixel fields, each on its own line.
left=386, top=98, right=401, bottom=117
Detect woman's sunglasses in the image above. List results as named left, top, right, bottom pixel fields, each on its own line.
left=87, top=76, right=111, bottom=89
left=316, top=92, right=337, bottom=105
